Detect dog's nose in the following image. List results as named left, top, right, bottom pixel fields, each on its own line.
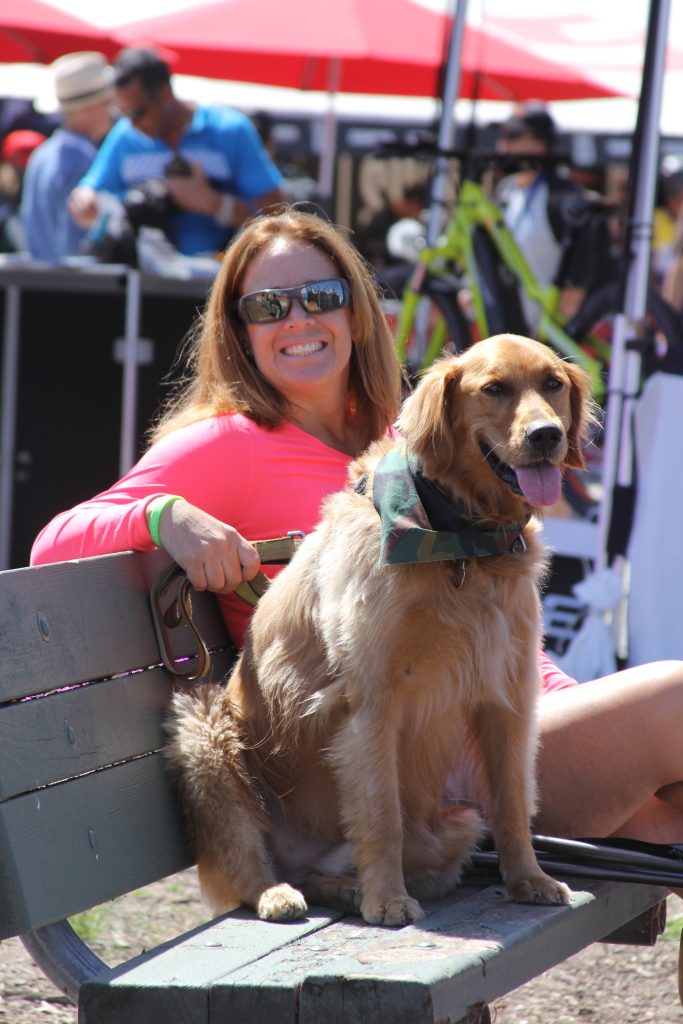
left=526, top=421, right=563, bottom=456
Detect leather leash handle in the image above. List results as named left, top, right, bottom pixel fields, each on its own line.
left=233, top=572, right=271, bottom=608
left=149, top=531, right=305, bottom=675
left=233, top=531, right=305, bottom=608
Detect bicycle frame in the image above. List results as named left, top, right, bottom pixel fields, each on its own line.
left=395, top=178, right=606, bottom=399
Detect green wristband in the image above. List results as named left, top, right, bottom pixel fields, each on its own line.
left=148, top=495, right=184, bottom=548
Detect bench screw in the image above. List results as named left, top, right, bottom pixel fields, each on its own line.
left=37, top=612, right=50, bottom=641
left=87, top=829, right=100, bottom=863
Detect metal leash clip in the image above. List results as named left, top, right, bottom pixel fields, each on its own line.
left=149, top=563, right=211, bottom=683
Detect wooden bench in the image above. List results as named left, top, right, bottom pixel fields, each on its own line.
left=0, top=549, right=668, bottom=1024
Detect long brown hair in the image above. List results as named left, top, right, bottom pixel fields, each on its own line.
left=150, top=209, right=403, bottom=452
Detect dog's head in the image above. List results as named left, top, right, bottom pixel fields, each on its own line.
left=396, top=333, right=596, bottom=512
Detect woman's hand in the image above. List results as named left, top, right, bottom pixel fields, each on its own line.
left=155, top=499, right=261, bottom=593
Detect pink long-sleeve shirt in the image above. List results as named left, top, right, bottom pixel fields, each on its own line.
left=31, top=411, right=578, bottom=690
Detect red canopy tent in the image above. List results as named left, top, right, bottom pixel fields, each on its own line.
left=119, top=0, right=620, bottom=101
left=0, top=0, right=121, bottom=64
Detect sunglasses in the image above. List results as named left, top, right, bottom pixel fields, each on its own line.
left=235, top=278, right=351, bottom=324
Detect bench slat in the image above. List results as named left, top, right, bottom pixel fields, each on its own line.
left=0, top=669, right=171, bottom=800
left=297, top=882, right=667, bottom=1024
left=0, top=551, right=231, bottom=702
left=0, top=751, right=191, bottom=937
left=0, top=649, right=235, bottom=801
left=301, top=880, right=663, bottom=1024
left=79, top=910, right=344, bottom=1024
left=76, top=880, right=667, bottom=1024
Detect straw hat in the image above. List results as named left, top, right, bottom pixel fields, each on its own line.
left=51, top=52, right=114, bottom=114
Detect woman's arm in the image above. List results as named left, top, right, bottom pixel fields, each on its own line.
left=30, top=416, right=259, bottom=592
left=152, top=498, right=260, bottom=593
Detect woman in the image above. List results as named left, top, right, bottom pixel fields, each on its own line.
left=33, top=208, right=402, bottom=649
left=31, top=209, right=683, bottom=995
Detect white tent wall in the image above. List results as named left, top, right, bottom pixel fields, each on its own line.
left=627, top=373, right=683, bottom=666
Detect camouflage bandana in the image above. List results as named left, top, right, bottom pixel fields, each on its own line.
left=366, top=442, right=529, bottom=566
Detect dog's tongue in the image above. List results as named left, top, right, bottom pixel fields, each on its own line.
left=515, top=464, right=562, bottom=507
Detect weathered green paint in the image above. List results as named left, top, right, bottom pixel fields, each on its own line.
left=80, top=910, right=343, bottom=1024
left=0, top=752, right=191, bottom=938
left=0, top=550, right=231, bottom=702
left=79, top=881, right=667, bottom=1024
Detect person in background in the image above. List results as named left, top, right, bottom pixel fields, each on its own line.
left=363, top=180, right=429, bottom=295
left=20, top=52, right=116, bottom=262
left=495, top=103, right=614, bottom=329
left=69, top=48, right=285, bottom=256
left=0, top=129, right=47, bottom=251
left=652, top=157, right=683, bottom=296
left=250, top=109, right=321, bottom=210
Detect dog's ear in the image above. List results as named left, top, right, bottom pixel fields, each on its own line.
left=563, top=360, right=599, bottom=469
left=396, top=356, right=462, bottom=460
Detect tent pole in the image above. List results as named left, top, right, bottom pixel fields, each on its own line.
left=595, top=0, right=671, bottom=581
left=425, top=0, right=467, bottom=247
left=406, top=0, right=465, bottom=366
left=317, top=58, right=341, bottom=200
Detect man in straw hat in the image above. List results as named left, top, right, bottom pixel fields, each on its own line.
left=20, top=51, right=116, bottom=261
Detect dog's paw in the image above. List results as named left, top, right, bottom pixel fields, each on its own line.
left=256, top=883, right=308, bottom=921
left=361, top=893, right=424, bottom=927
left=339, top=883, right=363, bottom=913
left=508, top=873, right=572, bottom=906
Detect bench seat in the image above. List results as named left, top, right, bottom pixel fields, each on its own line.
left=79, top=878, right=666, bottom=1024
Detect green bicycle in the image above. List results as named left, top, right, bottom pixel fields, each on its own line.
left=392, top=151, right=683, bottom=405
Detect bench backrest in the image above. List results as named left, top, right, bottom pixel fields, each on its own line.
left=0, top=550, right=235, bottom=939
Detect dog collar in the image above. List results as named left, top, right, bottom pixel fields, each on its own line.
left=361, top=443, right=529, bottom=566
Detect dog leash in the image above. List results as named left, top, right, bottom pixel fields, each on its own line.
left=465, top=834, right=683, bottom=888
left=233, top=531, right=305, bottom=607
left=149, top=531, right=304, bottom=682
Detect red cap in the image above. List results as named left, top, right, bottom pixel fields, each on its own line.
left=1, top=130, right=48, bottom=169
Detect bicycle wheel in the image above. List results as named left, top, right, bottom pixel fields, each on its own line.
left=566, top=281, right=683, bottom=380
left=470, top=225, right=530, bottom=337
left=561, top=282, right=683, bottom=518
left=398, top=275, right=473, bottom=374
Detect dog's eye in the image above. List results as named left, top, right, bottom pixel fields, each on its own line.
left=481, top=381, right=506, bottom=396
left=545, top=377, right=564, bottom=391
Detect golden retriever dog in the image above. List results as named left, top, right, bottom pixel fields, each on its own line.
left=167, top=334, right=594, bottom=927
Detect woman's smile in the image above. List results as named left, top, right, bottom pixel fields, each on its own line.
left=280, top=339, right=327, bottom=357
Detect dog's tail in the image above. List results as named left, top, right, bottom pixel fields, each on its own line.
left=403, top=804, right=485, bottom=901
left=164, top=684, right=263, bottom=815
left=165, top=685, right=279, bottom=915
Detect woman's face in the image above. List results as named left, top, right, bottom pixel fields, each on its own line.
left=237, top=237, right=354, bottom=407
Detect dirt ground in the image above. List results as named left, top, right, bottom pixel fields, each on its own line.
left=1, top=872, right=681, bottom=1023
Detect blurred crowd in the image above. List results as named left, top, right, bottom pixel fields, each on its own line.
left=0, top=47, right=316, bottom=271
left=367, top=106, right=683, bottom=326
left=1, top=55, right=683, bottom=320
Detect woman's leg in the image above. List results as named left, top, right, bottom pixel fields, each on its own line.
left=535, top=660, right=683, bottom=842
left=536, top=660, right=683, bottom=1007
